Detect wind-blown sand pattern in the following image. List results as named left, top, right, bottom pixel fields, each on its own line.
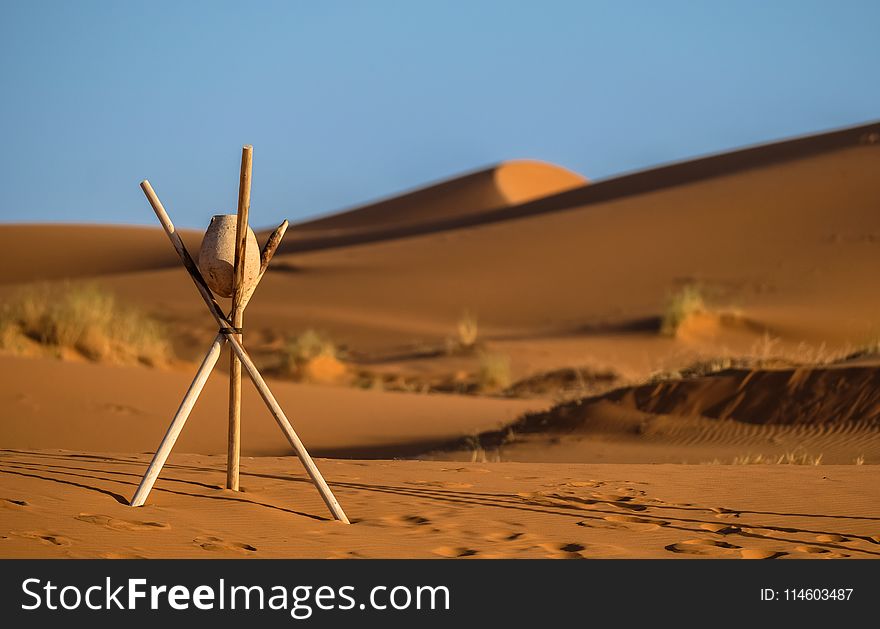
left=1, top=122, right=879, bottom=557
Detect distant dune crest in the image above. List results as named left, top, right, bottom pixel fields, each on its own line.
left=293, top=159, right=587, bottom=235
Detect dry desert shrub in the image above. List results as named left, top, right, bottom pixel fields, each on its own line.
left=660, top=283, right=706, bottom=336
left=731, top=452, right=824, bottom=466
left=477, top=351, right=511, bottom=392
left=285, top=329, right=337, bottom=364
left=283, top=329, right=347, bottom=384
left=457, top=310, right=479, bottom=348
left=0, top=282, right=170, bottom=366
left=446, top=310, right=480, bottom=354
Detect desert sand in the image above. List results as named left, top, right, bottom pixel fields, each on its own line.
left=1, top=121, right=879, bottom=558
left=1, top=451, right=877, bottom=559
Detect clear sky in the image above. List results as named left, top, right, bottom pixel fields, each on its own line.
left=1, top=1, right=878, bottom=228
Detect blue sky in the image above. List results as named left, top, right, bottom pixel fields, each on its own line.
left=1, top=1, right=878, bottom=228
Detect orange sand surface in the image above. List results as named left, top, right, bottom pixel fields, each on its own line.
left=1, top=451, right=877, bottom=559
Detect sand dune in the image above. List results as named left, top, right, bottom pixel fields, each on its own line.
left=605, top=365, right=880, bottom=426
left=4, top=121, right=879, bottom=352
left=264, top=121, right=880, bottom=347
left=436, top=364, right=880, bottom=464
left=9, top=120, right=864, bottom=378
left=291, top=160, right=586, bottom=235
left=0, top=224, right=203, bottom=286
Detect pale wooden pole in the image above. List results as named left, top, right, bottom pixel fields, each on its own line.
left=131, top=333, right=226, bottom=507
left=227, top=145, right=253, bottom=491
left=139, top=180, right=350, bottom=523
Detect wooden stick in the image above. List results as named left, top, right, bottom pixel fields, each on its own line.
left=140, top=182, right=349, bottom=522
left=226, top=336, right=350, bottom=523
left=239, top=220, right=288, bottom=310
left=140, top=180, right=233, bottom=329
left=131, top=334, right=226, bottom=506
left=259, top=220, right=289, bottom=273
left=227, top=146, right=253, bottom=491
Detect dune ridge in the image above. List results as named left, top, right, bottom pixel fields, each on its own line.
left=434, top=365, right=880, bottom=464
left=290, top=159, right=586, bottom=235
left=606, top=366, right=880, bottom=426
left=277, top=119, right=880, bottom=254
left=8, top=120, right=874, bottom=283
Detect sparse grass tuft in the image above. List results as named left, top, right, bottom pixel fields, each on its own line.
left=285, top=329, right=337, bottom=365
left=445, top=310, right=480, bottom=355
left=464, top=432, right=486, bottom=463
left=477, top=351, right=511, bottom=392
left=283, top=329, right=347, bottom=383
left=0, top=282, right=170, bottom=366
left=660, top=284, right=706, bottom=336
left=843, top=336, right=880, bottom=361
left=730, top=452, right=824, bottom=466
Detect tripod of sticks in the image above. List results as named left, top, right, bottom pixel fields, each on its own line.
left=129, top=146, right=349, bottom=524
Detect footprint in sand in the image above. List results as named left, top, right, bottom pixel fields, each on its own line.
left=795, top=545, right=831, bottom=555
left=525, top=492, right=646, bottom=513
left=539, top=542, right=588, bottom=559
left=601, top=515, right=668, bottom=531
left=798, top=542, right=851, bottom=558
left=75, top=513, right=170, bottom=532
left=380, top=514, right=435, bottom=528
left=611, top=502, right=648, bottom=512
left=407, top=480, right=473, bottom=489
left=710, top=507, right=740, bottom=518
left=587, top=493, right=649, bottom=511
left=815, top=534, right=848, bottom=543
left=14, top=531, right=72, bottom=547
left=740, top=549, right=785, bottom=560
left=591, top=493, right=631, bottom=502
left=193, top=535, right=257, bottom=553
left=432, top=546, right=479, bottom=558
left=98, top=551, right=148, bottom=559
left=326, top=551, right=370, bottom=559
left=665, top=539, right=741, bottom=556
left=2, top=498, right=30, bottom=509
left=100, top=402, right=143, bottom=416
left=700, top=523, right=740, bottom=535
left=535, top=494, right=600, bottom=509
left=484, top=531, right=529, bottom=543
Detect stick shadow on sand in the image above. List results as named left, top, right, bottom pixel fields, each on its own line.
left=0, top=455, right=326, bottom=522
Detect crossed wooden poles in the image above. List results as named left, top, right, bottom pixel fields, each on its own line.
left=129, top=146, right=349, bottom=523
